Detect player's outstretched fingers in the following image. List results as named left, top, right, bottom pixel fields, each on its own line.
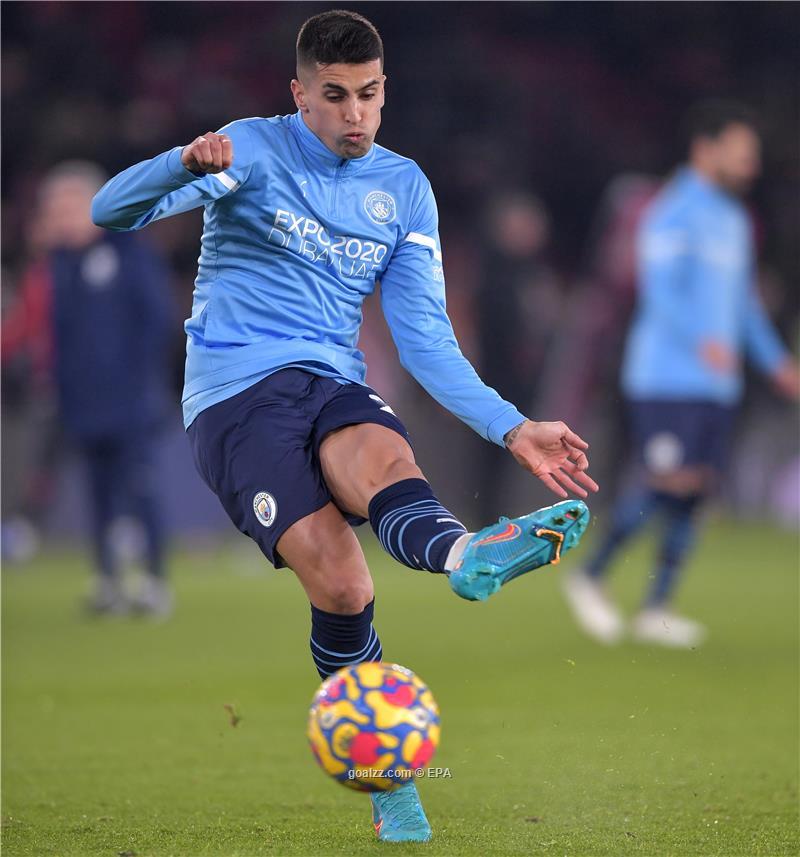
left=566, top=447, right=589, bottom=471
left=553, top=467, right=588, bottom=498
left=574, top=469, right=599, bottom=493
left=538, top=471, right=568, bottom=500
left=561, top=458, right=599, bottom=493
left=563, top=428, right=589, bottom=450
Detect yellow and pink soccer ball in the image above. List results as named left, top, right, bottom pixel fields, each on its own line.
left=307, top=661, right=440, bottom=792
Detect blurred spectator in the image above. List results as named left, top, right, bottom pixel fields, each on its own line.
left=561, top=100, right=800, bottom=648
left=474, top=191, right=559, bottom=521
left=540, top=174, right=660, bottom=429
left=2, top=162, right=177, bottom=615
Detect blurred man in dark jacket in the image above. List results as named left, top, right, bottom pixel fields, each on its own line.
left=37, top=161, right=176, bottom=614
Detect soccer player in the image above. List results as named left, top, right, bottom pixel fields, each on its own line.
left=563, top=100, right=800, bottom=648
left=91, top=10, right=598, bottom=841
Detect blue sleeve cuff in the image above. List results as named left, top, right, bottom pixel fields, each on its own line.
left=486, top=407, right=527, bottom=447
left=166, top=147, right=204, bottom=183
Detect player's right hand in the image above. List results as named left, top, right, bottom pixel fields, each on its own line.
left=505, top=419, right=600, bottom=499
left=181, top=132, right=233, bottom=174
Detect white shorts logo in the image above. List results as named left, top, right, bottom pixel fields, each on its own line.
left=253, top=492, right=277, bottom=528
left=644, top=432, right=684, bottom=474
left=364, top=191, right=396, bottom=225
left=369, top=393, right=396, bottom=415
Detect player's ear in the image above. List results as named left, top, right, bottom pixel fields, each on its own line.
left=291, top=78, right=308, bottom=112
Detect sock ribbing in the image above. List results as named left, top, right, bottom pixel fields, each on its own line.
left=368, top=478, right=467, bottom=573
left=310, top=598, right=383, bottom=679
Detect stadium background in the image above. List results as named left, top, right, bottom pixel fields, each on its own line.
left=2, top=3, right=799, bottom=856
left=3, top=1, right=799, bottom=536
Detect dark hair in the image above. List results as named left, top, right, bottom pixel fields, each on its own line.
left=683, top=99, right=758, bottom=148
left=296, top=10, right=383, bottom=71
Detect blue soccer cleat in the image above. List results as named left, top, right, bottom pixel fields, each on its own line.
left=448, top=500, right=590, bottom=602
left=370, top=780, right=431, bottom=842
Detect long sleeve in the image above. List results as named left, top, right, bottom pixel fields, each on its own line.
left=379, top=182, right=525, bottom=446
left=91, top=121, right=255, bottom=231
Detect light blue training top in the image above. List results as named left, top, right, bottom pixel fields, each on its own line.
left=622, top=167, right=787, bottom=404
left=91, top=111, right=526, bottom=444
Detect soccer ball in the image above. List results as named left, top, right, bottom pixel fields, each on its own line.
left=307, top=661, right=440, bottom=792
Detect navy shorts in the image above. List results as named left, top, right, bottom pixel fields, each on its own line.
left=187, top=369, right=410, bottom=569
left=627, top=399, right=736, bottom=477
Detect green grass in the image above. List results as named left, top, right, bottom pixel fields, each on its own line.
left=2, top=520, right=798, bottom=856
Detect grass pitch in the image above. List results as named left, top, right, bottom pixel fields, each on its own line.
left=2, top=518, right=798, bottom=856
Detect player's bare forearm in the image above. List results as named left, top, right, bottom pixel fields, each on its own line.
left=181, top=132, right=234, bottom=174
left=504, top=419, right=600, bottom=499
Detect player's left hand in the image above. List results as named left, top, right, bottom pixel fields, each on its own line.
left=771, top=359, right=800, bottom=401
left=505, top=419, right=599, bottom=499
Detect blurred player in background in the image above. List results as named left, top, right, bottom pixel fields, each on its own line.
left=563, top=100, right=800, bottom=648
left=28, top=162, right=175, bottom=615
left=90, top=9, right=597, bottom=842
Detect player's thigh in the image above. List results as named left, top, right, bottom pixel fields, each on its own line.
left=187, top=371, right=332, bottom=569
left=630, top=399, right=714, bottom=495
left=276, top=502, right=374, bottom=614
left=320, top=423, right=423, bottom=519
left=314, top=383, right=424, bottom=519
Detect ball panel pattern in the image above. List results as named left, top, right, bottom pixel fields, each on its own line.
left=307, top=662, right=440, bottom=792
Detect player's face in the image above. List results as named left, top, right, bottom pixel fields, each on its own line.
left=712, top=123, right=761, bottom=195
left=292, top=61, right=385, bottom=159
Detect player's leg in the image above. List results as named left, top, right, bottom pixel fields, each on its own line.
left=187, top=372, right=429, bottom=843
left=629, top=474, right=707, bottom=648
left=274, top=503, right=385, bottom=679
left=186, top=371, right=385, bottom=678
left=580, top=401, right=672, bottom=582
left=315, top=383, right=589, bottom=602
left=319, top=421, right=470, bottom=573
left=563, top=399, right=680, bottom=642
left=631, top=403, right=734, bottom=647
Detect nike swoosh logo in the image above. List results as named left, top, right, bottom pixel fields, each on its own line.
left=473, top=522, right=521, bottom=547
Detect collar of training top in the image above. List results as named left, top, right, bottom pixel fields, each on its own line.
left=290, top=110, right=377, bottom=175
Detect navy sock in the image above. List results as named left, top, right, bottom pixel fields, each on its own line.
left=645, top=495, right=701, bottom=606
left=310, top=598, right=383, bottom=679
left=368, top=478, right=467, bottom=573
left=586, top=484, right=661, bottom=579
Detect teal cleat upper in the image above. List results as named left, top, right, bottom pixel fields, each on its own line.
left=449, top=500, right=590, bottom=602
left=370, top=780, right=432, bottom=842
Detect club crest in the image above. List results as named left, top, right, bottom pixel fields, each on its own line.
left=364, top=190, right=396, bottom=225
left=253, top=491, right=277, bottom=527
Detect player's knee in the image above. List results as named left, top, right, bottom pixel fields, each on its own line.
left=377, top=455, right=423, bottom=490
left=649, top=466, right=711, bottom=497
left=321, top=578, right=375, bottom=615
